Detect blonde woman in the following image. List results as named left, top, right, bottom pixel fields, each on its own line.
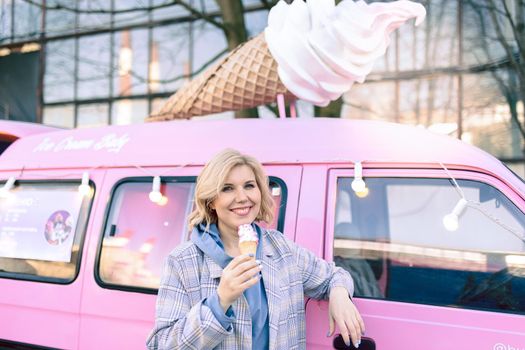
left=147, top=149, right=364, bottom=350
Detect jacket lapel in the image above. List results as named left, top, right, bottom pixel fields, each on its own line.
left=261, top=230, right=282, bottom=350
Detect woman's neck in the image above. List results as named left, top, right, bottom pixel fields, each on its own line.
left=217, top=222, right=241, bottom=257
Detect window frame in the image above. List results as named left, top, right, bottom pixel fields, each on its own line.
left=325, top=167, right=525, bottom=314
left=0, top=179, right=95, bottom=285
left=95, top=175, right=288, bottom=294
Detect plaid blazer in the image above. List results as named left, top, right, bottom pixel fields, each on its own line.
left=146, top=229, right=354, bottom=350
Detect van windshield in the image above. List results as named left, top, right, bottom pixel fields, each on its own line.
left=0, top=181, right=92, bottom=282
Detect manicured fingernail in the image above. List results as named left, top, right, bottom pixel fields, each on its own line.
left=248, top=253, right=255, bottom=257
left=355, top=341, right=360, bottom=348
left=326, top=331, right=330, bottom=337
left=255, top=259, right=261, bottom=264
left=344, top=340, right=350, bottom=347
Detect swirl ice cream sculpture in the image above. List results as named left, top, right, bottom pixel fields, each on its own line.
left=147, top=0, right=426, bottom=121
left=238, top=224, right=259, bottom=257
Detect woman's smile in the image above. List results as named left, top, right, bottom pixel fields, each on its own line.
left=230, top=206, right=253, bottom=216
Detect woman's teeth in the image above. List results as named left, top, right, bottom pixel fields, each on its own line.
left=232, top=207, right=250, bottom=215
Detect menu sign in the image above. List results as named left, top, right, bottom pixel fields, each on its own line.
left=0, top=188, right=83, bottom=262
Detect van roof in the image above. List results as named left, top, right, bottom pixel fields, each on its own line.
left=0, top=118, right=521, bottom=190
left=0, top=120, right=60, bottom=141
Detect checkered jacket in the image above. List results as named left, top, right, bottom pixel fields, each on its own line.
left=146, top=229, right=354, bottom=350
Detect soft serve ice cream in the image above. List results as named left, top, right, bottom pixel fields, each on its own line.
left=238, top=224, right=258, bottom=257
left=264, top=0, right=426, bottom=106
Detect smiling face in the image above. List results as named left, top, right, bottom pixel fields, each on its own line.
left=211, top=164, right=262, bottom=241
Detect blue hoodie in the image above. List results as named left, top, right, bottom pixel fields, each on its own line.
left=191, top=223, right=269, bottom=350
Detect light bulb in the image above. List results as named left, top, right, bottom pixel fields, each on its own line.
left=351, top=179, right=366, bottom=192
left=355, top=187, right=369, bottom=198
left=157, top=195, right=168, bottom=206
left=442, top=198, right=468, bottom=232
left=443, top=213, right=459, bottom=231
left=351, top=161, right=366, bottom=192
left=149, top=176, right=162, bottom=203
left=78, top=172, right=91, bottom=196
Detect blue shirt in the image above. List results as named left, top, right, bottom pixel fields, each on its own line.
left=191, top=223, right=269, bottom=350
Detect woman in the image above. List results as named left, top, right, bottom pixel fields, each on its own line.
left=147, top=149, right=364, bottom=349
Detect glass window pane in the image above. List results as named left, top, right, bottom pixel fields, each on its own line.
left=77, top=0, right=110, bottom=31
left=77, top=103, right=108, bottom=128
left=13, top=1, right=40, bottom=41
left=195, top=0, right=219, bottom=13
left=99, top=181, right=196, bottom=289
left=114, top=0, right=149, bottom=27
left=112, top=30, right=148, bottom=97
left=0, top=1, right=12, bottom=44
left=463, top=0, right=509, bottom=67
left=45, top=0, right=76, bottom=35
left=192, top=20, right=227, bottom=76
left=463, top=71, right=524, bottom=159
left=152, top=23, right=191, bottom=93
left=78, top=34, right=111, bottom=100
left=44, top=39, right=75, bottom=103
left=343, top=76, right=459, bottom=131
left=0, top=181, right=93, bottom=282
left=245, top=9, right=268, bottom=37
left=152, top=0, right=190, bottom=20
left=43, top=105, right=74, bottom=128
left=111, top=99, right=148, bottom=125
left=333, top=177, right=525, bottom=314
left=99, top=177, right=285, bottom=290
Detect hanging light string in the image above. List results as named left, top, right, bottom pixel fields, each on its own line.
left=468, top=202, right=525, bottom=243
left=2, top=160, right=525, bottom=242
left=438, top=162, right=466, bottom=200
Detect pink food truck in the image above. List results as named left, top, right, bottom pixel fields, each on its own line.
left=0, top=118, right=524, bottom=350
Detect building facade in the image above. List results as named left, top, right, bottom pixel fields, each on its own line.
left=1, top=0, right=525, bottom=174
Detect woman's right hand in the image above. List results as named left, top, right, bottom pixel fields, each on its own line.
left=217, top=254, right=262, bottom=312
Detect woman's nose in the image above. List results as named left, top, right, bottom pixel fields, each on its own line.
left=235, top=188, right=248, bottom=202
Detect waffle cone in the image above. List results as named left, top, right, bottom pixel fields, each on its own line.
left=146, top=32, right=294, bottom=121
left=239, top=241, right=258, bottom=257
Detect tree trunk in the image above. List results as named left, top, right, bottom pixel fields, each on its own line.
left=314, top=97, right=343, bottom=118
left=215, top=0, right=258, bottom=118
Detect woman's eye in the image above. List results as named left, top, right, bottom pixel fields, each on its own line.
left=245, top=183, right=256, bottom=189
left=222, top=186, right=233, bottom=192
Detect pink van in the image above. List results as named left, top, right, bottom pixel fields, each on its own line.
left=0, top=118, right=524, bottom=350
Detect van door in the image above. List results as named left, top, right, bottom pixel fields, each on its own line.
left=78, top=165, right=301, bottom=349
left=0, top=170, right=99, bottom=349
left=305, top=168, right=525, bottom=350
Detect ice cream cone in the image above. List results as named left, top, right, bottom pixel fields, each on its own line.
left=239, top=240, right=258, bottom=257
left=146, top=32, right=294, bottom=121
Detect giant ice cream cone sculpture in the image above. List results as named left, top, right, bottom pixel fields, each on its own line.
left=238, top=224, right=258, bottom=258
left=147, top=0, right=426, bottom=121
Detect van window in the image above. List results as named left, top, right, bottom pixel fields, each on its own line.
left=0, top=181, right=92, bottom=282
left=98, top=177, right=285, bottom=291
left=333, top=177, right=525, bottom=314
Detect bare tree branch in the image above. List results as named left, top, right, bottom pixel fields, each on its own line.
left=500, top=0, right=525, bottom=61
left=487, top=0, right=525, bottom=82
left=20, top=0, right=227, bottom=31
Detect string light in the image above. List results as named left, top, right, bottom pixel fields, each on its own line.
left=355, top=187, right=369, bottom=198
left=78, top=172, right=91, bottom=196
left=351, top=161, right=367, bottom=193
left=157, top=195, right=168, bottom=206
left=443, top=198, right=468, bottom=232
left=149, top=176, right=162, bottom=203
left=0, top=177, right=16, bottom=198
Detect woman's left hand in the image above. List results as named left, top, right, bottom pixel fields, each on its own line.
left=327, top=286, right=365, bottom=348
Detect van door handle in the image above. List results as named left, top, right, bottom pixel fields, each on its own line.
left=333, top=335, right=376, bottom=350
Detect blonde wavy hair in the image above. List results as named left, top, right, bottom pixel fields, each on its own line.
left=187, top=149, right=274, bottom=230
